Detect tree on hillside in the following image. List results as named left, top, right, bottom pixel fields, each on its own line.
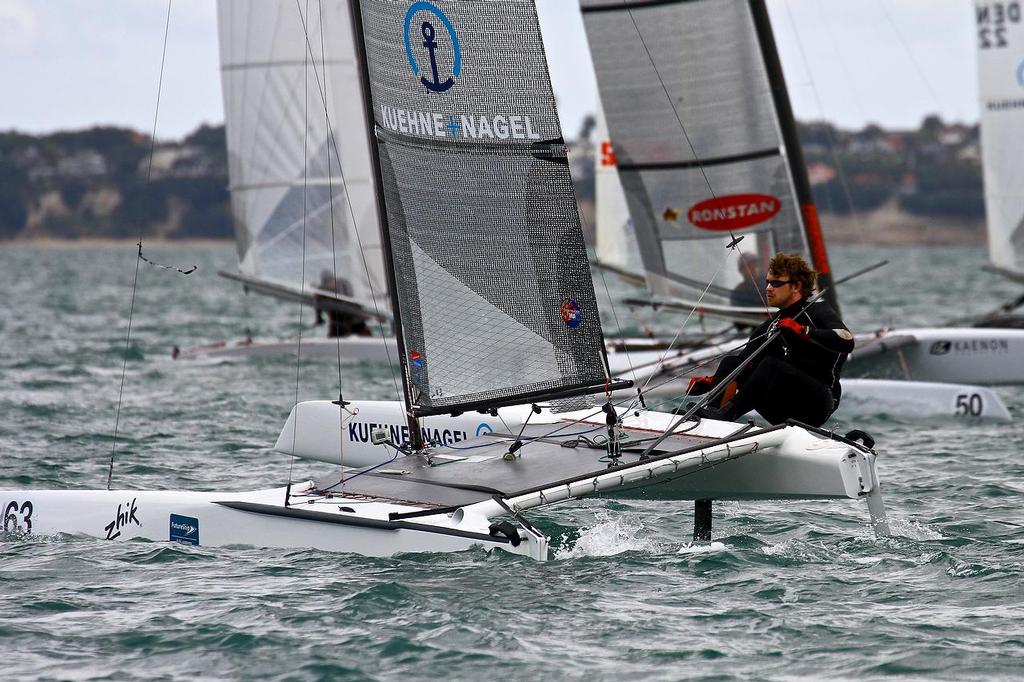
left=0, top=159, right=27, bottom=238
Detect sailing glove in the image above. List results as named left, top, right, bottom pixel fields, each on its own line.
left=686, top=375, right=714, bottom=395
left=777, top=317, right=809, bottom=337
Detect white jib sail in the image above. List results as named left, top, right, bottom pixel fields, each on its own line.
left=976, top=0, right=1024, bottom=275
left=594, top=99, right=643, bottom=278
left=216, top=0, right=388, bottom=309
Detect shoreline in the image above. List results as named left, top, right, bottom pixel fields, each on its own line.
left=818, top=200, right=986, bottom=247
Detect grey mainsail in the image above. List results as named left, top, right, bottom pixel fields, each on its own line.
left=356, top=0, right=617, bottom=415
left=216, top=1, right=387, bottom=312
left=581, top=0, right=813, bottom=304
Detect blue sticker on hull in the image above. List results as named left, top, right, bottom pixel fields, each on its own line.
left=169, top=514, right=199, bottom=546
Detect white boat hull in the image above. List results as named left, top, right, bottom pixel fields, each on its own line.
left=852, top=327, right=1024, bottom=385
left=838, top=378, right=1010, bottom=421
left=3, top=405, right=888, bottom=558
left=280, top=400, right=884, bottom=503
left=603, top=334, right=1012, bottom=420
left=0, top=485, right=543, bottom=559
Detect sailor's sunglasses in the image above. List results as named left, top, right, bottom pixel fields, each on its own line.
left=765, top=279, right=793, bottom=288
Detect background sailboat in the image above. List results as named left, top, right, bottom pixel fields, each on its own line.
left=977, top=0, right=1024, bottom=284
left=973, top=0, right=1024, bottom=327
left=579, top=0, right=1022, bottom=418
left=175, top=0, right=396, bottom=361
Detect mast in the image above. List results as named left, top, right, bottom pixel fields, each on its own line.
left=346, top=0, right=423, bottom=448
left=349, top=1, right=627, bottom=419
left=748, top=0, right=840, bottom=314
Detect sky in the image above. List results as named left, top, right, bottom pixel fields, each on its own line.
left=0, top=0, right=980, bottom=140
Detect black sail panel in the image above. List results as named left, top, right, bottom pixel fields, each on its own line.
left=581, top=0, right=812, bottom=301
left=359, top=0, right=611, bottom=414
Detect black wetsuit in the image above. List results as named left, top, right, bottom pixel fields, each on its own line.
left=712, top=298, right=854, bottom=426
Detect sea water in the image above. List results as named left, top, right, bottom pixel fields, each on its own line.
left=1, top=243, right=1022, bottom=680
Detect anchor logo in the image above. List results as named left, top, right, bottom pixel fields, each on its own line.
left=404, top=1, right=461, bottom=93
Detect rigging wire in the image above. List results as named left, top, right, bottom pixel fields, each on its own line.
left=633, top=250, right=738, bottom=396
left=283, top=0, right=405, bottom=486
left=494, top=260, right=859, bottom=455
left=137, top=250, right=196, bottom=275
left=621, top=4, right=719, bottom=205
left=292, top=3, right=405, bottom=406
left=876, top=0, right=946, bottom=116
left=315, top=0, right=350, bottom=477
left=107, top=0, right=174, bottom=491
left=578, top=209, right=642, bottom=388
left=786, top=1, right=867, bottom=243
left=316, top=0, right=346, bottom=392
left=286, top=0, right=313, bottom=504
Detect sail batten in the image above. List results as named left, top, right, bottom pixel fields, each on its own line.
left=356, top=0, right=615, bottom=415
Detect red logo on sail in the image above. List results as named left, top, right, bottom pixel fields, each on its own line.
left=561, top=299, right=582, bottom=328
left=688, top=194, right=781, bottom=231
left=600, top=141, right=617, bottom=167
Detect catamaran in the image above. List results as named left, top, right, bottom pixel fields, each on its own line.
left=1, top=0, right=891, bottom=559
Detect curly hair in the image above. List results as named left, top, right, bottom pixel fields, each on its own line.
left=768, top=252, right=817, bottom=298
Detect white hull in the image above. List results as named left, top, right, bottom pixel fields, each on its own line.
left=853, top=327, right=1024, bottom=385
left=840, top=378, right=1010, bottom=421
left=604, top=334, right=1013, bottom=420
left=279, top=400, right=885, bottom=503
left=172, top=327, right=1024, bottom=396
left=1, top=485, right=542, bottom=559
left=4, top=405, right=888, bottom=559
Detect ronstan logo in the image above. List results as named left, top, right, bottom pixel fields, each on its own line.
left=688, top=194, right=782, bottom=231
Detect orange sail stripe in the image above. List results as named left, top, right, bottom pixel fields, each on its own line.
left=801, top=203, right=831, bottom=276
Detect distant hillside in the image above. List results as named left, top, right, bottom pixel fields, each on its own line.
left=0, top=125, right=230, bottom=241
left=0, top=116, right=986, bottom=242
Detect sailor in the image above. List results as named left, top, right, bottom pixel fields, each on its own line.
left=728, top=252, right=764, bottom=307
left=313, top=270, right=370, bottom=338
left=688, top=252, right=854, bottom=427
